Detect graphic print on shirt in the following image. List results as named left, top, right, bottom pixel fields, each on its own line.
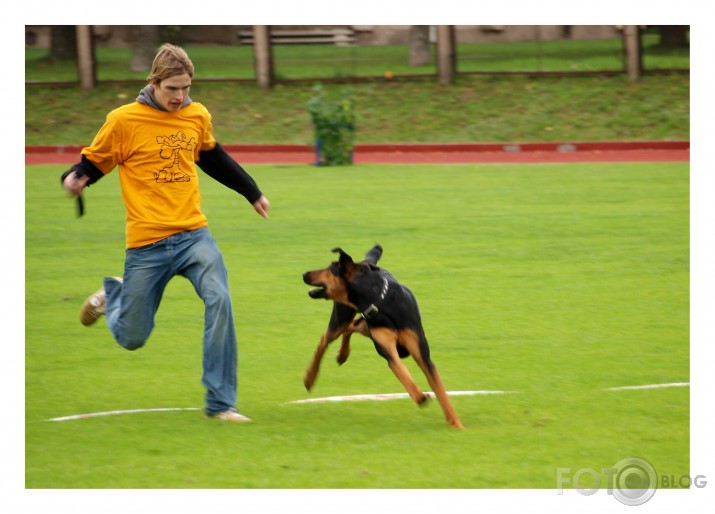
left=154, top=131, right=197, bottom=183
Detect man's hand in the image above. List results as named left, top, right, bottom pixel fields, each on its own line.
left=253, top=195, right=270, bottom=219
left=63, top=171, right=90, bottom=197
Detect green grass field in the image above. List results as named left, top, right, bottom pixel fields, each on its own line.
left=25, top=161, right=688, bottom=494
left=24, top=74, right=690, bottom=147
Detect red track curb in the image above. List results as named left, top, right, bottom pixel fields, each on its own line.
left=25, top=141, right=689, bottom=165
left=26, top=141, right=689, bottom=154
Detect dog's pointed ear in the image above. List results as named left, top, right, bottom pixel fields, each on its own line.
left=331, top=247, right=354, bottom=265
left=331, top=248, right=355, bottom=275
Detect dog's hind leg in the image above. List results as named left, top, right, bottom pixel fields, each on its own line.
left=369, top=327, right=430, bottom=405
left=403, top=332, right=464, bottom=429
left=418, top=361, right=464, bottom=429
left=304, top=304, right=356, bottom=390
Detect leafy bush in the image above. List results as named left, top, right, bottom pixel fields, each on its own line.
left=308, top=84, right=355, bottom=165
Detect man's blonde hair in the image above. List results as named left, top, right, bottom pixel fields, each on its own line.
left=147, top=44, right=194, bottom=84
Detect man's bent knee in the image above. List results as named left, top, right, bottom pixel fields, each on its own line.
left=117, top=337, right=147, bottom=351
left=111, top=326, right=150, bottom=351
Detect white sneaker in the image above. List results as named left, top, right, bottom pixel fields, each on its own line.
left=80, top=288, right=106, bottom=326
left=206, top=407, right=252, bottom=423
left=79, top=277, right=122, bottom=326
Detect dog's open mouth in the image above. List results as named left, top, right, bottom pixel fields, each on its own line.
left=308, top=285, right=328, bottom=299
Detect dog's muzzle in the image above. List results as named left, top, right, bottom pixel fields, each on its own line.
left=303, top=272, right=328, bottom=299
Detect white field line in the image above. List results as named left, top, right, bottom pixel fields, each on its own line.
left=44, top=383, right=690, bottom=421
left=288, top=390, right=511, bottom=404
left=603, top=382, right=690, bottom=392
left=46, top=407, right=202, bottom=422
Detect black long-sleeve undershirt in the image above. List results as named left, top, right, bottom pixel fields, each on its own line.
left=60, top=154, right=105, bottom=186
left=197, top=143, right=263, bottom=204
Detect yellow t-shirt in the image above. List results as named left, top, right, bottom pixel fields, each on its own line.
left=81, top=101, right=217, bottom=248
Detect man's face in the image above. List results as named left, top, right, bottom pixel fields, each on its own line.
left=153, top=73, right=192, bottom=112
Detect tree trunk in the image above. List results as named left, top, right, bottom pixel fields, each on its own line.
left=623, top=26, right=642, bottom=82
left=76, top=25, right=96, bottom=89
left=436, top=26, right=456, bottom=85
left=408, top=25, right=431, bottom=66
left=49, top=26, right=77, bottom=61
left=253, top=25, right=274, bottom=90
left=131, top=26, right=161, bottom=73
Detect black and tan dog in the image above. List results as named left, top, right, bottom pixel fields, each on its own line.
left=302, top=245, right=463, bottom=429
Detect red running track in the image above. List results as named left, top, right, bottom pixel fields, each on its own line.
left=25, top=141, right=689, bottom=165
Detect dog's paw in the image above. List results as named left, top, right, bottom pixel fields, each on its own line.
left=449, top=419, right=465, bottom=429
left=336, top=350, right=350, bottom=365
left=417, top=393, right=430, bottom=406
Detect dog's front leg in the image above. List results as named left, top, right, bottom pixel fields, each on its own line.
left=336, top=332, right=352, bottom=365
left=304, top=307, right=353, bottom=390
left=337, top=317, right=370, bottom=365
left=304, top=332, right=333, bottom=391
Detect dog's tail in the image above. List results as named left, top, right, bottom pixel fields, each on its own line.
left=364, top=244, right=383, bottom=265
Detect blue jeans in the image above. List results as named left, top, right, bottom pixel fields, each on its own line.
left=104, top=227, right=237, bottom=414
